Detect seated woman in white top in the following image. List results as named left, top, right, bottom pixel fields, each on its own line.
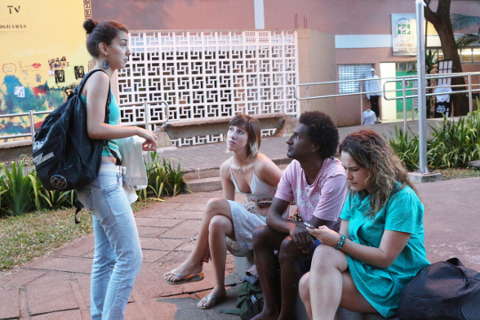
left=164, top=114, right=282, bottom=309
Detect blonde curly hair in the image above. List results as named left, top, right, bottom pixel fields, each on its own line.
left=339, top=130, right=417, bottom=217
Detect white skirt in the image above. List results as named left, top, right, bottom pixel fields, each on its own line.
left=226, top=200, right=267, bottom=257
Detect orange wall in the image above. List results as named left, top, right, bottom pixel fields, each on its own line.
left=92, top=1, right=479, bottom=34
left=92, top=0, right=255, bottom=30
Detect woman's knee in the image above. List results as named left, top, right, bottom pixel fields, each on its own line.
left=208, top=215, right=231, bottom=236
left=311, top=245, right=345, bottom=271
left=116, top=246, right=143, bottom=276
left=205, top=198, right=228, bottom=218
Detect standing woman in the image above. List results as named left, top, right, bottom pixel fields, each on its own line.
left=164, top=114, right=282, bottom=309
left=76, top=19, right=157, bottom=320
left=299, top=130, right=430, bottom=320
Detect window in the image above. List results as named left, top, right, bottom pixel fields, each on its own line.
left=474, top=49, right=480, bottom=62
left=430, top=47, right=480, bottom=64
left=338, top=64, right=374, bottom=94
left=396, top=62, right=417, bottom=72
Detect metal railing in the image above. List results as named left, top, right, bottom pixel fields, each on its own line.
left=0, top=100, right=170, bottom=143
left=294, top=72, right=480, bottom=132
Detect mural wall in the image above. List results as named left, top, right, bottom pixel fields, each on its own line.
left=0, top=0, right=91, bottom=138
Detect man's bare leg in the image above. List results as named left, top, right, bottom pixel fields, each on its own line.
left=251, top=225, right=287, bottom=320
left=278, top=236, right=311, bottom=320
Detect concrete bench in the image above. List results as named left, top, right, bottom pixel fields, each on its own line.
left=161, top=113, right=291, bottom=146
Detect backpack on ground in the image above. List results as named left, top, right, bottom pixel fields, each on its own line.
left=220, top=266, right=264, bottom=320
left=32, top=69, right=113, bottom=222
left=398, top=257, right=480, bottom=320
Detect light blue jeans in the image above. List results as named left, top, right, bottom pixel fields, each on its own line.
left=77, top=163, right=142, bottom=320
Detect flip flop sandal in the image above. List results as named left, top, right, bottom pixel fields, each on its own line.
left=197, top=294, right=226, bottom=309
left=164, top=272, right=204, bottom=285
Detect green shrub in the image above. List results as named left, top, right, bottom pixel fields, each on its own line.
left=387, top=126, right=420, bottom=172
left=143, top=152, right=190, bottom=200
left=0, top=160, right=37, bottom=216
left=428, top=112, right=480, bottom=169
left=388, top=111, right=480, bottom=171
left=0, top=153, right=189, bottom=217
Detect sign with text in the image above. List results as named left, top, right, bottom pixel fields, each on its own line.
left=1, top=2, right=28, bottom=31
left=0, top=23, right=28, bottom=31
left=392, top=14, right=417, bottom=56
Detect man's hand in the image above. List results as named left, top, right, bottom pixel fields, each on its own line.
left=290, top=224, right=313, bottom=254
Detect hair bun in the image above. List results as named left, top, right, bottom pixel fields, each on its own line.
left=83, top=18, right=98, bottom=35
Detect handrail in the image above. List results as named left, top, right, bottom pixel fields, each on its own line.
left=294, top=71, right=480, bottom=132
left=0, top=100, right=171, bottom=143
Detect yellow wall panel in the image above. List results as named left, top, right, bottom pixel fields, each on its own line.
left=0, top=0, right=90, bottom=136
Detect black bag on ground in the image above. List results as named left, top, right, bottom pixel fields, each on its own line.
left=398, top=257, right=480, bottom=320
left=220, top=265, right=264, bottom=320
left=32, top=69, right=111, bottom=192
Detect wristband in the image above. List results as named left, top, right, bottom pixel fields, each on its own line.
left=334, top=234, right=346, bottom=250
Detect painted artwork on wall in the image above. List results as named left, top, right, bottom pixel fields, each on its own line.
left=0, top=0, right=92, bottom=139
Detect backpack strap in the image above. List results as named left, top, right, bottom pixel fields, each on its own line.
left=73, top=70, right=119, bottom=224
left=76, top=69, right=121, bottom=165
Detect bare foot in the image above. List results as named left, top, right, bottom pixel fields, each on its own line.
left=164, top=260, right=203, bottom=284
left=251, top=309, right=279, bottom=320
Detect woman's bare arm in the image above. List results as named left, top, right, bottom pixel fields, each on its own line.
left=83, top=72, right=157, bottom=149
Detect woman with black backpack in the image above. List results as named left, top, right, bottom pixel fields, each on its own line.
left=76, top=19, right=157, bottom=320
left=299, top=130, right=430, bottom=320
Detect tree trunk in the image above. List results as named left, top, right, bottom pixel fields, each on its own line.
left=425, top=0, right=469, bottom=115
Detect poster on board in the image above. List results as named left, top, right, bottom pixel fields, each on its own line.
left=392, top=14, right=417, bottom=56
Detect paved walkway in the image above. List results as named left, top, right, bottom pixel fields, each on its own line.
left=1, top=118, right=479, bottom=320
left=158, top=119, right=445, bottom=174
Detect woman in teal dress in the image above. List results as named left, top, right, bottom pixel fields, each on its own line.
left=299, top=130, right=430, bottom=319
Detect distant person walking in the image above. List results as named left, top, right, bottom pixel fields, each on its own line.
left=365, top=68, right=382, bottom=122
left=76, top=19, right=157, bottom=320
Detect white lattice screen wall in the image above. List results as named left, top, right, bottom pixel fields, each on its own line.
left=117, top=30, right=299, bottom=147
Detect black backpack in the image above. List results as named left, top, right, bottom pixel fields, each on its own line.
left=398, top=258, right=480, bottom=320
left=33, top=69, right=114, bottom=220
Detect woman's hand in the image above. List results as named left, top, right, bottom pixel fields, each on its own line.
left=307, top=225, right=341, bottom=247
left=138, top=128, right=157, bottom=151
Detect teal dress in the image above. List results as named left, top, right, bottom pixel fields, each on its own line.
left=340, top=184, right=430, bottom=318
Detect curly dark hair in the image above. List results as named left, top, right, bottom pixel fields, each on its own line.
left=339, top=130, right=417, bottom=216
left=299, top=111, right=339, bottom=159
left=83, top=19, right=128, bottom=58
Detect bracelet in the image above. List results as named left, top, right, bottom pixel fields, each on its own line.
left=334, top=234, right=346, bottom=250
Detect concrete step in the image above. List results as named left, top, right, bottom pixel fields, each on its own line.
left=187, top=176, right=223, bottom=193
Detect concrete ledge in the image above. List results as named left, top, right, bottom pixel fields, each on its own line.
left=0, top=139, right=33, bottom=161
left=187, top=176, right=223, bottom=193
left=163, top=113, right=290, bottom=140
left=337, top=308, right=399, bottom=320
left=468, top=160, right=480, bottom=168
left=408, top=172, right=442, bottom=183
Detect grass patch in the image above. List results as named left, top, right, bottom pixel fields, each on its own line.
left=0, top=199, right=157, bottom=272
